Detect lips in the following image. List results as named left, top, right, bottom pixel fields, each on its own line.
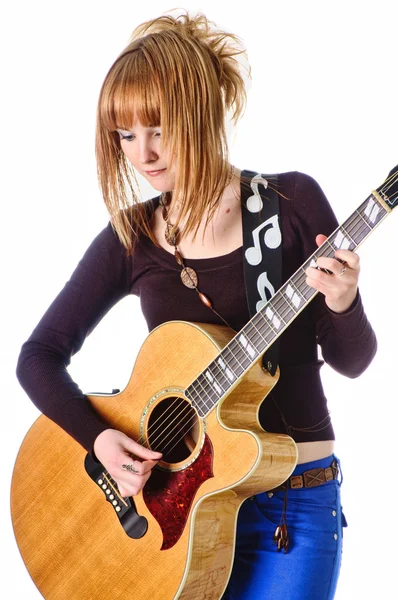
left=145, top=169, right=166, bottom=176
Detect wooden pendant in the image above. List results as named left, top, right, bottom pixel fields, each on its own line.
left=174, top=250, right=184, bottom=266
left=198, top=292, right=212, bottom=308
left=165, top=223, right=178, bottom=246
left=180, top=267, right=198, bottom=289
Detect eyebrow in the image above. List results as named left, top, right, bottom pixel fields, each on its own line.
left=116, top=124, right=160, bottom=132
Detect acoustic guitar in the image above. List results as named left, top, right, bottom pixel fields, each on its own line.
left=11, top=167, right=398, bottom=599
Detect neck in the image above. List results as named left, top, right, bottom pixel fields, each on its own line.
left=165, top=166, right=241, bottom=227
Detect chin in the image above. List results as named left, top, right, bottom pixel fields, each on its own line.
left=144, top=176, right=175, bottom=193
left=149, top=183, right=172, bottom=193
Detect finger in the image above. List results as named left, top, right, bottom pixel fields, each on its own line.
left=117, top=469, right=153, bottom=498
left=305, top=269, right=334, bottom=292
left=314, top=234, right=360, bottom=270
left=120, top=433, right=162, bottom=461
left=315, top=257, right=352, bottom=277
left=305, top=266, right=354, bottom=291
left=333, top=249, right=360, bottom=270
left=315, top=233, right=328, bottom=247
left=122, top=458, right=160, bottom=476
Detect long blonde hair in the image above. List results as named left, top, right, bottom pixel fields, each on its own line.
left=96, top=9, right=251, bottom=252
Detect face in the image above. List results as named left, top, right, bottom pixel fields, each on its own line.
left=117, top=121, right=176, bottom=192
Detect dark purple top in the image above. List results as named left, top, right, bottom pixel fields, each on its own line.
left=16, top=171, right=377, bottom=452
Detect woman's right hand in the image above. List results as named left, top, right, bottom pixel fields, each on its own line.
left=93, top=428, right=162, bottom=498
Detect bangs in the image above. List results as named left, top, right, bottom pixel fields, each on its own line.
left=99, top=51, right=161, bottom=132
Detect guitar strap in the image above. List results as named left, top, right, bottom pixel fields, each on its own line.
left=241, top=170, right=281, bottom=376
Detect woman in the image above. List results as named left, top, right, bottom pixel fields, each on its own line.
left=16, top=10, right=376, bottom=600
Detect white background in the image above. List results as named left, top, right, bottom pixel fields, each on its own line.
left=2, top=1, right=397, bottom=598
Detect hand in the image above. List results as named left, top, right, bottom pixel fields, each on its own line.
left=305, top=234, right=360, bottom=313
left=93, top=429, right=162, bottom=498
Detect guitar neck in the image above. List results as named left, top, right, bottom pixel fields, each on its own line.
left=186, top=175, right=397, bottom=417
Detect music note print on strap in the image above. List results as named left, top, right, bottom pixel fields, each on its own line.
left=246, top=174, right=269, bottom=213
left=255, top=272, right=275, bottom=311
left=245, top=215, right=282, bottom=266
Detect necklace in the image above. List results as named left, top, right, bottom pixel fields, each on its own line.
left=159, top=165, right=236, bottom=330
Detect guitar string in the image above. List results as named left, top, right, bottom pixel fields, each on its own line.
left=380, top=170, right=398, bottom=194
left=132, top=224, right=365, bottom=455
left=139, top=170, right=398, bottom=453
left=131, top=193, right=392, bottom=457
left=148, top=173, right=398, bottom=432
left=128, top=174, right=398, bottom=457
left=144, top=203, right=384, bottom=455
left=165, top=207, right=374, bottom=413
left=101, top=174, right=398, bottom=484
left=152, top=171, right=398, bottom=454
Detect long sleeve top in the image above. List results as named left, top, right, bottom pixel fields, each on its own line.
left=16, top=171, right=377, bottom=452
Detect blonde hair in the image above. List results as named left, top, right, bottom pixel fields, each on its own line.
left=95, top=9, right=251, bottom=252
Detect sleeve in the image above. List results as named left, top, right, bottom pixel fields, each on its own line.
left=16, top=222, right=133, bottom=452
left=291, top=172, right=377, bottom=378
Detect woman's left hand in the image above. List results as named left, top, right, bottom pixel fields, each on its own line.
left=305, top=234, right=360, bottom=314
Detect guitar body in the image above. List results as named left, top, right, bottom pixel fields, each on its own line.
left=11, top=320, right=297, bottom=599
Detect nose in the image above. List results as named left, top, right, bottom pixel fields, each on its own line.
left=138, top=138, right=159, bottom=164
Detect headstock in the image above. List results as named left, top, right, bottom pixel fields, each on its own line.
left=375, top=165, right=398, bottom=209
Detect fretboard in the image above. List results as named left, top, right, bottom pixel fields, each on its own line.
left=185, top=192, right=388, bottom=417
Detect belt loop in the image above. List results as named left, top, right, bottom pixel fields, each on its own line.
left=333, top=455, right=343, bottom=485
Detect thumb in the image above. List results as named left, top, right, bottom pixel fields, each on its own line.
left=315, top=234, right=328, bottom=247
left=122, top=434, right=162, bottom=460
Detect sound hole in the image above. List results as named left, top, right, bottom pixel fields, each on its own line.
left=147, top=397, right=199, bottom=464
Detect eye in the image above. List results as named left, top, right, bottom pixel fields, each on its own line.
left=116, top=130, right=135, bottom=142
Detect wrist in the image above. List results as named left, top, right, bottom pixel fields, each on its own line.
left=325, top=288, right=358, bottom=314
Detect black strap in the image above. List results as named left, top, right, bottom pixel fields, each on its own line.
left=241, top=170, right=282, bottom=376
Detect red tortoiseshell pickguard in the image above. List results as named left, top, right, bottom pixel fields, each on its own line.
left=143, top=434, right=214, bottom=550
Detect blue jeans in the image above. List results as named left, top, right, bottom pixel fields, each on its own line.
left=222, top=455, right=347, bottom=600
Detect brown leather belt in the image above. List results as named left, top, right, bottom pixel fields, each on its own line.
left=272, top=458, right=339, bottom=492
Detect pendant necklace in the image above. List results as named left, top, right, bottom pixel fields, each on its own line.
left=159, top=168, right=236, bottom=331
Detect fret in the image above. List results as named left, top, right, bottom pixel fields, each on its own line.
left=203, top=360, right=234, bottom=400
left=237, top=332, right=260, bottom=360
left=189, top=374, right=218, bottom=416
left=330, top=228, right=355, bottom=251
left=219, top=343, right=247, bottom=377
left=185, top=387, right=207, bottom=417
left=189, top=379, right=219, bottom=417
left=363, top=195, right=382, bottom=224
left=230, top=334, right=257, bottom=365
left=208, top=361, right=233, bottom=392
left=355, top=208, right=373, bottom=232
left=247, top=318, right=269, bottom=349
left=204, top=370, right=224, bottom=396
left=273, top=291, right=297, bottom=324
left=342, top=214, right=368, bottom=246
left=192, top=384, right=215, bottom=415
left=283, top=281, right=306, bottom=309
left=215, top=356, right=236, bottom=385
left=295, top=270, right=316, bottom=302
left=199, top=371, right=222, bottom=403
left=324, top=239, right=337, bottom=254
left=185, top=387, right=199, bottom=407
left=340, top=225, right=355, bottom=247
left=194, top=372, right=217, bottom=401
left=253, top=299, right=285, bottom=340
left=265, top=303, right=286, bottom=328
left=253, top=312, right=277, bottom=338
left=251, top=309, right=276, bottom=338
left=240, top=318, right=265, bottom=353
